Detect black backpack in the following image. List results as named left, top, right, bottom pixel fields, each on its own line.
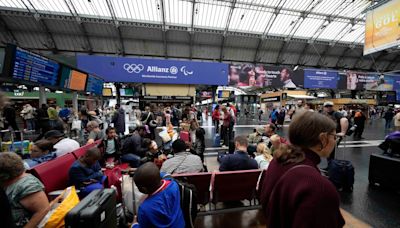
left=162, top=174, right=198, bottom=228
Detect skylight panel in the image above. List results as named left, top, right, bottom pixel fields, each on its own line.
left=268, top=12, right=300, bottom=36
left=165, top=0, right=192, bottom=25
left=338, top=0, right=371, bottom=18
left=228, top=5, right=273, bottom=33
left=0, top=0, right=25, bottom=9
left=282, top=0, right=314, bottom=11
left=311, top=0, right=345, bottom=15
left=318, top=21, right=348, bottom=40
left=293, top=17, right=325, bottom=39
left=70, top=0, right=111, bottom=18
left=111, top=0, right=161, bottom=23
left=339, top=24, right=365, bottom=43
left=194, top=2, right=231, bottom=29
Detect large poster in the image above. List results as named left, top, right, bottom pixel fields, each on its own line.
left=304, top=69, right=339, bottom=89
left=392, top=77, right=400, bottom=100
left=77, top=55, right=228, bottom=85
left=364, top=0, right=400, bottom=55
left=346, top=72, right=393, bottom=91
left=228, top=64, right=303, bottom=88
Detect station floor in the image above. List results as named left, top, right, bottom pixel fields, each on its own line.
left=194, top=116, right=400, bottom=228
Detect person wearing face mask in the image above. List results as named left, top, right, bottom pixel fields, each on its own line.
left=259, top=111, right=345, bottom=228
left=131, top=162, right=185, bottom=228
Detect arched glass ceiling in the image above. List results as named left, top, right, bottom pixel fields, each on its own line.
left=0, top=0, right=373, bottom=44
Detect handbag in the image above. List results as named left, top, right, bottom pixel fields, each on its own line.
left=38, top=186, right=80, bottom=228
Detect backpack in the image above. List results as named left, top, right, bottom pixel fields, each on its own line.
left=162, top=174, right=198, bottom=228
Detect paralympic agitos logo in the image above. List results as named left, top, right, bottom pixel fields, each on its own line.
left=123, top=63, right=193, bottom=76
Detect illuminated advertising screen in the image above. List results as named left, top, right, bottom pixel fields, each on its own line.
left=364, top=0, right=400, bottom=55
left=228, top=64, right=303, bottom=89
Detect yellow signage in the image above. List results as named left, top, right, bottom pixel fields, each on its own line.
left=364, top=0, right=400, bottom=55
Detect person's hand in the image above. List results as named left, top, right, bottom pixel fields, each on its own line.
left=336, top=132, right=345, bottom=137
left=133, top=215, right=137, bottom=224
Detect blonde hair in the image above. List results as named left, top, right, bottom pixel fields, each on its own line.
left=270, top=134, right=280, bottom=143
left=256, top=143, right=273, bottom=162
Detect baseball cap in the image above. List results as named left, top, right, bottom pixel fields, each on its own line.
left=323, top=101, right=334, bottom=107
left=44, top=130, right=65, bottom=139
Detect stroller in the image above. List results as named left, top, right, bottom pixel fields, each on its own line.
left=379, top=131, right=400, bottom=157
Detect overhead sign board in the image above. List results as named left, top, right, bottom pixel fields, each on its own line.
left=364, top=0, right=400, bottom=55
left=304, top=69, right=339, bottom=89
left=77, top=55, right=228, bottom=85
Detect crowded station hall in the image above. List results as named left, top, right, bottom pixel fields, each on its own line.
left=1, top=0, right=400, bottom=227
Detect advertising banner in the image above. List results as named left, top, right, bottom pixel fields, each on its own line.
left=364, top=0, right=400, bottom=55
left=228, top=64, right=303, bottom=89
left=346, top=72, right=394, bottom=91
left=391, top=76, right=400, bottom=100
left=304, top=69, right=339, bottom=89
left=77, top=55, right=228, bottom=85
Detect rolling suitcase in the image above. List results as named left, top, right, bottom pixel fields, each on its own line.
left=214, top=133, right=221, bottom=147
left=327, top=137, right=355, bottom=192
left=65, top=189, right=117, bottom=228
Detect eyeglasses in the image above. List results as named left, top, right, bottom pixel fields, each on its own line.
left=328, top=133, right=337, bottom=140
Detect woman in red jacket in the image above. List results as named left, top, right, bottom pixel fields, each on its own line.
left=259, top=111, right=345, bottom=228
left=212, top=105, right=220, bottom=133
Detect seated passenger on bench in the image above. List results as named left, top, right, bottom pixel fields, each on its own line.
left=68, top=147, right=105, bottom=196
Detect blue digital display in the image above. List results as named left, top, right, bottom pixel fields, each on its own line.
left=12, top=47, right=59, bottom=86
left=304, top=69, right=339, bottom=89
left=86, top=75, right=104, bottom=95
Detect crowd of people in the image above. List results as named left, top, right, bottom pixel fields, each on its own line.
left=1, top=88, right=399, bottom=227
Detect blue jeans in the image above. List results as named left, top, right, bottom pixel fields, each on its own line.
left=385, top=119, right=392, bottom=129
left=26, top=119, right=35, bottom=131
left=80, top=175, right=106, bottom=197
left=121, top=154, right=141, bottom=168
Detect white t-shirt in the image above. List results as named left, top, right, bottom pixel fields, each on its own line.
left=255, top=155, right=271, bottom=170
left=54, top=138, right=80, bottom=156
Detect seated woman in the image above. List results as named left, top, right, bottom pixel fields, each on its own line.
left=254, top=143, right=273, bottom=170
left=24, top=139, right=57, bottom=168
left=69, top=147, right=106, bottom=197
left=142, top=138, right=167, bottom=168
left=86, top=120, right=105, bottom=145
left=0, top=152, right=49, bottom=227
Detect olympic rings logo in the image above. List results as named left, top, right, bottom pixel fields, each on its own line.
left=123, top=63, right=144, bottom=73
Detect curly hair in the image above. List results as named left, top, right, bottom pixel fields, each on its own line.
left=0, top=152, right=25, bottom=184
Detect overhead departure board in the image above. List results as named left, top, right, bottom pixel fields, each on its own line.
left=86, top=74, right=104, bottom=95
left=12, top=47, right=59, bottom=86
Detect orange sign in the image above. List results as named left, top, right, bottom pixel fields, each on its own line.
left=364, top=0, right=400, bottom=55
left=69, top=70, right=87, bottom=91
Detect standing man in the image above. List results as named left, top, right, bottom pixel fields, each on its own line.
left=20, top=104, right=35, bottom=131
left=323, top=102, right=349, bottom=160
left=258, top=108, right=264, bottom=122
left=353, top=110, right=366, bottom=140
left=384, top=108, right=394, bottom=130
left=280, top=68, right=296, bottom=88
left=112, top=104, right=126, bottom=136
